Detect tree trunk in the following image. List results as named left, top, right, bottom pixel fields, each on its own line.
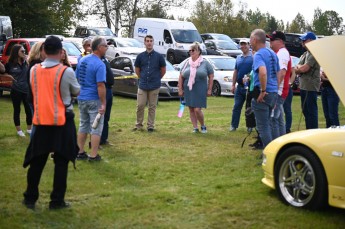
left=103, top=0, right=111, bottom=29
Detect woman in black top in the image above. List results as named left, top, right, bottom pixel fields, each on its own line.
left=5, top=44, right=32, bottom=137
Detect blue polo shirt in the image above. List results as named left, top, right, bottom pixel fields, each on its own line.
left=135, top=50, right=166, bottom=90
left=253, top=47, right=279, bottom=93
left=235, top=53, right=253, bottom=85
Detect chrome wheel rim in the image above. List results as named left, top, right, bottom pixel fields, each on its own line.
left=278, top=155, right=316, bottom=207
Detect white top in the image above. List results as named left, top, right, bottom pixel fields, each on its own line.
left=276, top=48, right=290, bottom=95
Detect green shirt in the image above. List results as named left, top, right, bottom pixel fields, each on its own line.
left=298, top=51, right=320, bottom=92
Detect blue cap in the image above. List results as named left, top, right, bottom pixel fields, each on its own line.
left=299, top=32, right=317, bottom=41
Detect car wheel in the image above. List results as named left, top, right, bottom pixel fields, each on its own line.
left=167, top=53, right=175, bottom=65
left=274, top=146, right=328, bottom=210
left=212, top=81, right=221, bottom=96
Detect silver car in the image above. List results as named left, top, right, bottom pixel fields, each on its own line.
left=106, top=38, right=145, bottom=61
left=176, top=55, right=235, bottom=96
left=110, top=56, right=179, bottom=99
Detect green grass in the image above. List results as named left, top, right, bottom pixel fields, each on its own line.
left=0, top=92, right=345, bottom=228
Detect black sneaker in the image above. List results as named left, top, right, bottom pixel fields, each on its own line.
left=76, top=152, right=88, bottom=160
left=147, top=128, right=154, bottom=133
left=49, top=201, right=71, bottom=210
left=22, top=200, right=35, bottom=210
left=88, top=154, right=102, bottom=162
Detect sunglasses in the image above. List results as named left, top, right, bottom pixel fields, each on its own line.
left=189, top=49, right=195, bottom=53
left=20, top=50, right=25, bottom=53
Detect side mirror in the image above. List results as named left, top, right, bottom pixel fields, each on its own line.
left=0, top=34, right=7, bottom=42
left=124, top=67, right=133, bottom=73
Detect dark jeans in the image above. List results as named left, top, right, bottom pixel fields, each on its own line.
left=300, top=89, right=318, bottom=129
left=231, top=85, right=247, bottom=128
left=321, top=86, right=339, bottom=127
left=101, top=87, right=113, bottom=144
left=283, top=87, right=293, bottom=133
left=24, top=152, right=69, bottom=204
left=10, top=89, right=32, bottom=126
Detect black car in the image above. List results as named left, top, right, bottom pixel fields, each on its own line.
left=285, top=33, right=306, bottom=57
left=74, top=26, right=116, bottom=38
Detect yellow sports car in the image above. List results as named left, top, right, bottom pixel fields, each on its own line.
left=262, top=36, right=345, bottom=210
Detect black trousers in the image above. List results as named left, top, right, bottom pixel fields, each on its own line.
left=10, top=89, right=32, bottom=126
left=24, top=152, right=69, bottom=204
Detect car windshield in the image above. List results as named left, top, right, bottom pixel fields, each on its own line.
left=116, top=39, right=143, bottom=48
left=215, top=41, right=238, bottom=50
left=62, top=42, right=81, bottom=56
left=89, top=28, right=114, bottom=36
left=212, top=34, right=232, bottom=41
left=207, top=57, right=236, bottom=71
left=171, top=29, right=203, bottom=43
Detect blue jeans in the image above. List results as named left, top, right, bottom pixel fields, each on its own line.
left=321, top=87, right=339, bottom=128
left=271, top=95, right=286, bottom=140
left=300, top=90, right=318, bottom=129
left=231, top=85, right=247, bottom=128
left=252, top=92, right=278, bottom=147
left=101, top=87, right=113, bottom=143
left=283, top=87, right=293, bottom=133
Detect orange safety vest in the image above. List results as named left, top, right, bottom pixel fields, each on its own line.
left=31, top=64, right=68, bottom=126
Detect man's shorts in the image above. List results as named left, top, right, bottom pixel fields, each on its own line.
left=78, top=100, right=104, bottom=136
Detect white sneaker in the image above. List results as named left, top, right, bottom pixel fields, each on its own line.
left=17, top=130, right=26, bottom=137
left=27, top=129, right=32, bottom=135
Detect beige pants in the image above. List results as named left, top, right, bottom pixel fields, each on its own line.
left=136, top=88, right=160, bottom=129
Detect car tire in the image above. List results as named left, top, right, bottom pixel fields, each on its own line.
left=212, top=81, right=221, bottom=96
left=274, top=146, right=328, bottom=210
left=167, top=52, right=175, bottom=65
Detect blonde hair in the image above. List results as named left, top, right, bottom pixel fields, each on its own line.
left=27, top=41, right=44, bottom=64
left=190, top=42, right=202, bottom=55
left=60, top=48, right=71, bottom=67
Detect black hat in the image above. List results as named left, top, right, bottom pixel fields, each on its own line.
left=266, top=31, right=286, bottom=42
left=44, top=35, right=62, bottom=53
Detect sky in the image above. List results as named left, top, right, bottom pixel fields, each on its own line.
left=169, top=0, right=345, bottom=24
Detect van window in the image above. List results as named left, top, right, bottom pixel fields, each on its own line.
left=171, top=30, right=203, bottom=43
left=89, top=28, right=114, bottom=36
left=164, top=30, right=172, bottom=44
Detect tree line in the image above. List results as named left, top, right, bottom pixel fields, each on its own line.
left=0, top=0, right=343, bottom=38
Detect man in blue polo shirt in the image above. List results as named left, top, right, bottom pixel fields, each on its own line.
left=133, top=35, right=166, bottom=132
left=230, top=39, right=253, bottom=132
left=250, top=29, right=279, bottom=148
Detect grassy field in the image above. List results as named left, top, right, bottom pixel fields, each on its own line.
left=0, top=92, right=344, bottom=229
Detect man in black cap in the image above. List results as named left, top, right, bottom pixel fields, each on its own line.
left=295, top=32, right=320, bottom=129
left=23, top=35, right=80, bottom=210
left=267, top=31, right=292, bottom=139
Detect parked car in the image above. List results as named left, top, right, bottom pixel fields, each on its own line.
left=74, top=26, right=116, bottom=39
left=63, top=37, right=84, bottom=52
left=0, top=38, right=81, bottom=95
left=0, top=38, right=80, bottom=67
left=105, top=38, right=145, bottom=61
left=175, top=55, right=235, bottom=96
left=110, top=56, right=179, bottom=99
left=204, top=39, right=242, bottom=58
left=285, top=33, right=306, bottom=57
left=201, top=33, right=233, bottom=42
left=261, top=35, right=345, bottom=210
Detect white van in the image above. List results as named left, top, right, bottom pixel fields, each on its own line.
left=133, top=18, right=206, bottom=64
